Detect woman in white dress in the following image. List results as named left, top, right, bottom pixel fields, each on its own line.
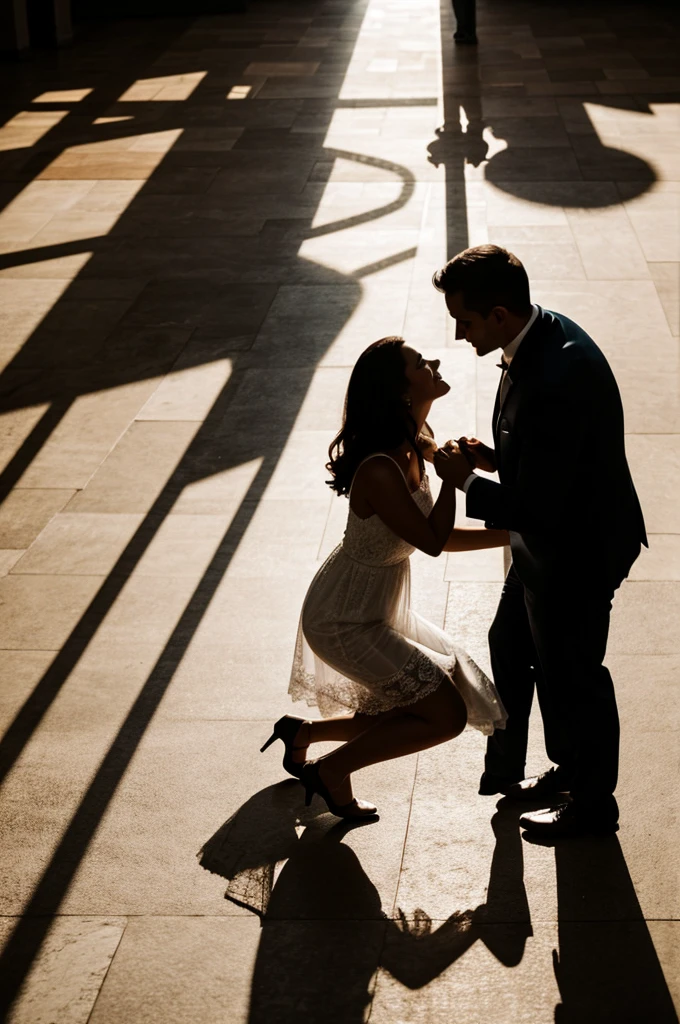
left=261, top=337, right=508, bottom=819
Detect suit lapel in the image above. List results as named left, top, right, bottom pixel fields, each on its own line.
left=493, top=305, right=548, bottom=447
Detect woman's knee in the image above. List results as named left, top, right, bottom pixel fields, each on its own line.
left=444, top=687, right=467, bottom=738
left=426, top=681, right=467, bottom=739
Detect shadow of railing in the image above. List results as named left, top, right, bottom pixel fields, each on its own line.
left=0, top=4, right=436, bottom=1015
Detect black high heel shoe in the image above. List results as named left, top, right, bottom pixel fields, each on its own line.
left=300, top=760, right=378, bottom=820
left=260, top=715, right=311, bottom=779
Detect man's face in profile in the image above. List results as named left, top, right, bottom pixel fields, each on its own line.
left=445, top=291, right=506, bottom=357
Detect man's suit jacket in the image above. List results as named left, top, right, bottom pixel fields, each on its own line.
left=466, top=306, right=647, bottom=593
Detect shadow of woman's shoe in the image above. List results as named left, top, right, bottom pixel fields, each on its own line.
left=197, top=779, right=328, bottom=916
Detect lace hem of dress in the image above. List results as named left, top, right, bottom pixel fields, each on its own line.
left=289, top=640, right=448, bottom=716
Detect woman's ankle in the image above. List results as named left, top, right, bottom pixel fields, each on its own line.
left=318, top=760, right=348, bottom=787
left=318, top=761, right=353, bottom=803
left=294, top=720, right=311, bottom=748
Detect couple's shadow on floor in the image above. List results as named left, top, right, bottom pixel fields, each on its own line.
left=199, top=782, right=677, bottom=1024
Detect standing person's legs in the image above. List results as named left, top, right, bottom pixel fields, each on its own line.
left=452, top=0, right=477, bottom=40
left=482, top=566, right=538, bottom=789
left=525, top=585, right=619, bottom=824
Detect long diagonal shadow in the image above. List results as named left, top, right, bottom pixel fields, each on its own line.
left=0, top=14, right=438, bottom=1017
left=521, top=831, right=679, bottom=1023
left=0, top=139, right=417, bottom=790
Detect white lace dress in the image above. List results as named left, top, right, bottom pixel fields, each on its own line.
left=289, top=457, right=507, bottom=735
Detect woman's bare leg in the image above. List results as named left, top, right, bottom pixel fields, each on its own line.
left=315, top=681, right=467, bottom=804
left=291, top=710, right=398, bottom=763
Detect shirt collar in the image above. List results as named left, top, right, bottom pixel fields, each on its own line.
left=502, top=304, right=539, bottom=366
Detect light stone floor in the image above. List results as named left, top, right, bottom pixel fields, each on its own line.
left=0, top=0, right=679, bottom=1021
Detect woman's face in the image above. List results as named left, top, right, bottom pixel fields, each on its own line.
left=402, top=345, right=450, bottom=404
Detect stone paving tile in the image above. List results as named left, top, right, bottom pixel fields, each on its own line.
left=618, top=725, right=680, bottom=920
left=0, top=574, right=103, bottom=650
left=609, top=581, right=680, bottom=655
left=87, top=917, right=260, bottom=1024
left=247, top=281, right=408, bottom=368
left=15, top=380, right=163, bottom=491
left=0, top=489, right=75, bottom=550
left=156, top=639, right=297, bottom=720
left=649, top=261, right=680, bottom=337
left=0, top=649, right=57, bottom=733
left=608, top=654, right=680, bottom=733
left=531, top=279, right=676, bottom=374
left=629, top=535, right=680, bottom=581
left=0, top=917, right=126, bottom=1024
left=566, top=205, right=651, bottom=279
left=626, top=434, right=680, bottom=534
left=224, top=498, right=330, bottom=579
left=135, top=357, right=233, bottom=422
left=65, top=421, right=201, bottom=515
left=86, top=915, right=387, bottom=1024
left=11, top=512, right=144, bottom=576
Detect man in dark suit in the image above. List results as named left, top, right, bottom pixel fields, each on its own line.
left=433, top=245, right=647, bottom=839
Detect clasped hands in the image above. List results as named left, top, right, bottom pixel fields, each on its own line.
left=433, top=436, right=496, bottom=489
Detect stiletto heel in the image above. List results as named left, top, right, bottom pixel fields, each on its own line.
left=259, top=715, right=311, bottom=779
left=300, top=760, right=378, bottom=820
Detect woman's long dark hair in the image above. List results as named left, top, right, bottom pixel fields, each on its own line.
left=326, top=336, right=423, bottom=496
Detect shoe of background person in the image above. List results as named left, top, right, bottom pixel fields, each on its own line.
left=519, top=802, right=619, bottom=839
left=504, top=767, right=571, bottom=802
left=454, top=32, right=478, bottom=44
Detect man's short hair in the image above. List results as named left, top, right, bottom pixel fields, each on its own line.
left=433, top=244, right=531, bottom=317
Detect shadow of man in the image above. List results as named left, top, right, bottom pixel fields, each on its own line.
left=523, top=832, right=678, bottom=1023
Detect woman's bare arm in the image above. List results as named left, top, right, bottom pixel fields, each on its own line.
left=357, top=456, right=457, bottom=558
left=444, top=527, right=509, bottom=552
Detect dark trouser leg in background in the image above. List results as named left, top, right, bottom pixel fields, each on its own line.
left=525, top=585, right=619, bottom=824
left=452, top=0, right=476, bottom=38
left=484, top=566, right=538, bottom=784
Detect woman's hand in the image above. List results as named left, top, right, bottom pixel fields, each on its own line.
left=456, top=436, right=496, bottom=473
left=418, top=431, right=439, bottom=464
left=433, top=443, right=472, bottom=489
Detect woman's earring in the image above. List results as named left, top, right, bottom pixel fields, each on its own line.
left=404, top=396, right=412, bottom=409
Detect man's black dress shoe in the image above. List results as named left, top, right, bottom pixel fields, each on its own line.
left=519, top=802, right=619, bottom=839
left=478, top=771, right=522, bottom=796
left=504, top=767, right=571, bottom=803
left=454, top=32, right=478, bottom=44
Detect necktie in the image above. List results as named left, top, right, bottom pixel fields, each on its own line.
left=496, top=358, right=510, bottom=433
left=499, top=358, right=510, bottom=406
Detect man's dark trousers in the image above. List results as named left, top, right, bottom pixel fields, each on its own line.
left=452, top=0, right=476, bottom=37
left=486, top=565, right=619, bottom=824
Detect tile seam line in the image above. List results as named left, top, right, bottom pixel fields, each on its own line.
left=6, top=914, right=678, bottom=924
left=389, top=749, right=420, bottom=922
left=83, top=917, right=128, bottom=1024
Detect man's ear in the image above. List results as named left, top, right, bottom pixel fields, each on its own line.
left=491, top=306, right=508, bottom=326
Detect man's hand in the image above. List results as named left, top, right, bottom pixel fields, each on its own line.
left=434, top=443, right=474, bottom=489
left=456, top=436, right=496, bottom=473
